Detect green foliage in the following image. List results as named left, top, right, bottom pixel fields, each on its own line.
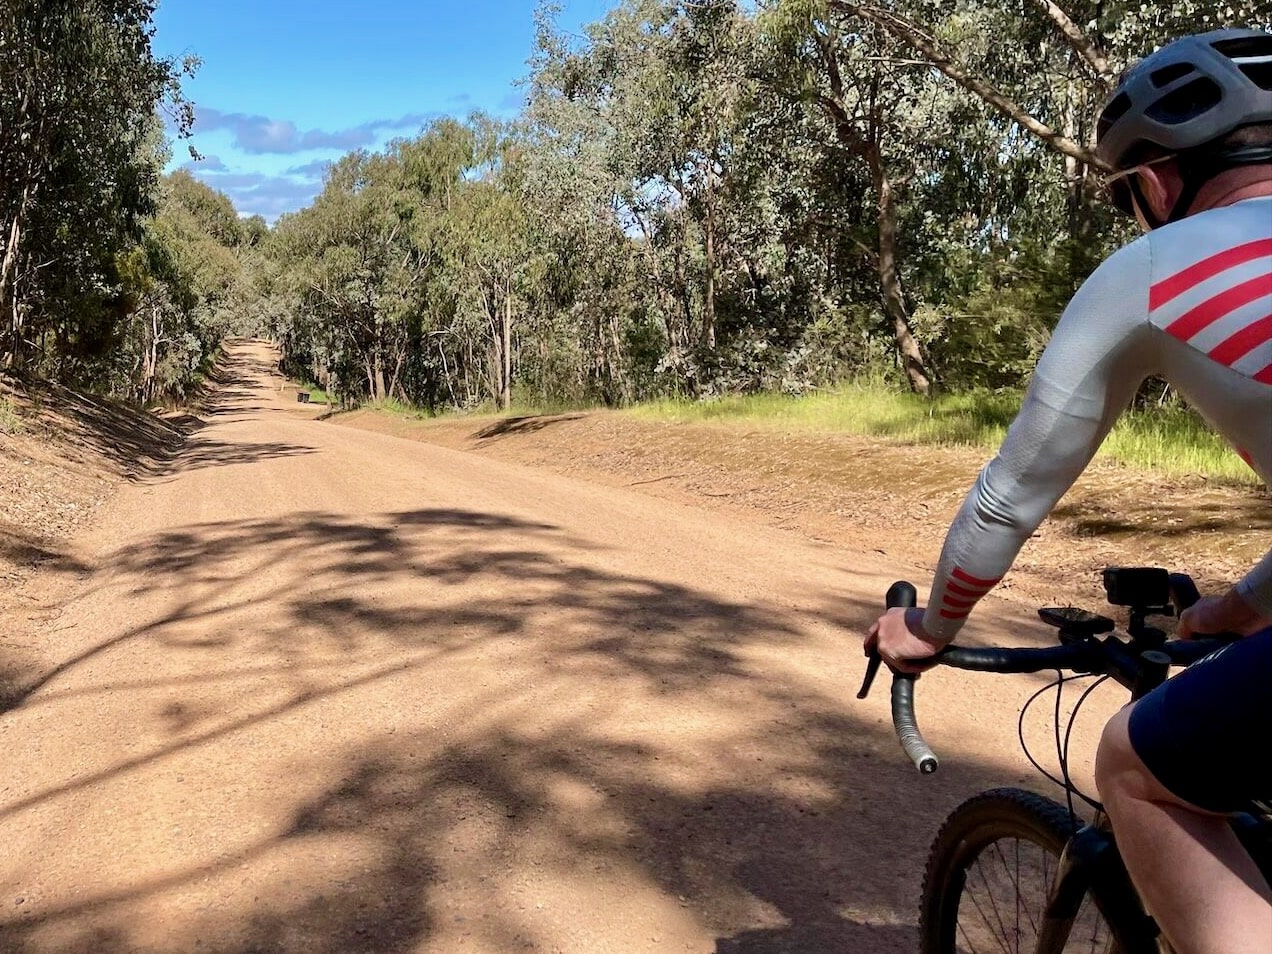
left=0, top=0, right=197, bottom=383
left=255, top=0, right=1264, bottom=430
left=8, top=0, right=1262, bottom=486
left=104, top=172, right=255, bottom=403
left=0, top=393, right=24, bottom=434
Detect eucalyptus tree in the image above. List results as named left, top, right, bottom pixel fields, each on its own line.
left=271, top=149, right=431, bottom=404
left=830, top=1, right=1269, bottom=240
left=0, top=0, right=194, bottom=376
left=391, top=119, right=477, bottom=407
left=804, top=1, right=1270, bottom=389
left=100, top=171, right=249, bottom=402
left=761, top=0, right=954, bottom=394
left=529, top=0, right=823, bottom=396
left=524, top=3, right=666, bottom=402
left=436, top=117, right=539, bottom=410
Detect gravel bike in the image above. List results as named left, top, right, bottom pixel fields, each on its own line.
left=859, top=567, right=1272, bottom=953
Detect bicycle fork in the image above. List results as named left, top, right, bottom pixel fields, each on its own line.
left=1041, top=815, right=1165, bottom=954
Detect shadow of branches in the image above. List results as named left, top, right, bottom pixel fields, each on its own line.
left=0, top=505, right=1040, bottom=954
left=1052, top=496, right=1272, bottom=539
left=474, top=414, right=586, bottom=442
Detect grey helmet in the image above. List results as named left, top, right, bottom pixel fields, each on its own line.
left=1096, top=29, right=1272, bottom=221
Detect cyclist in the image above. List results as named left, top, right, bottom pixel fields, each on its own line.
left=866, top=28, right=1272, bottom=954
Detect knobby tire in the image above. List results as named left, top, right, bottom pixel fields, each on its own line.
left=920, top=788, right=1125, bottom=954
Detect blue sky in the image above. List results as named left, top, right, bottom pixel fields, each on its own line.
left=153, top=1, right=616, bottom=221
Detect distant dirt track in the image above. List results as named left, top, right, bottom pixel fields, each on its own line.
left=1, top=341, right=1129, bottom=953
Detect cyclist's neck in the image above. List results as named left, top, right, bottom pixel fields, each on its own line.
left=1187, top=167, right=1272, bottom=215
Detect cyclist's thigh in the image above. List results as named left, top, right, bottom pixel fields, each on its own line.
left=1129, top=627, right=1272, bottom=813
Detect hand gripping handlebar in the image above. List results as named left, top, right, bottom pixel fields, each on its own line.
left=857, top=573, right=1238, bottom=774
left=858, top=581, right=939, bottom=774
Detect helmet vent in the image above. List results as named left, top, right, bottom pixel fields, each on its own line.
left=1213, top=35, right=1272, bottom=90
left=1211, top=35, right=1272, bottom=61
left=1098, top=92, right=1133, bottom=139
left=1151, top=62, right=1194, bottom=87
left=1241, top=61, right=1272, bottom=91
left=1146, top=77, right=1223, bottom=125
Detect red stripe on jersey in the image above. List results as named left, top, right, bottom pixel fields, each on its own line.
left=939, top=609, right=970, bottom=620
left=1163, top=275, right=1272, bottom=342
left=1150, top=238, right=1272, bottom=311
left=1208, top=314, right=1272, bottom=367
left=946, top=581, right=983, bottom=599
left=952, top=567, right=1000, bottom=590
left=943, top=595, right=977, bottom=610
left=1255, top=364, right=1272, bottom=385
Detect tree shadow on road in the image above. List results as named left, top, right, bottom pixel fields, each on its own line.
left=160, top=437, right=318, bottom=475
left=0, top=506, right=1044, bottom=954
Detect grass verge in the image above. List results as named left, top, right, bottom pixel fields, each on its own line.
left=628, top=388, right=1259, bottom=486
left=0, top=393, right=25, bottom=435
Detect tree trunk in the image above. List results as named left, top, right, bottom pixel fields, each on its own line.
left=702, top=162, right=717, bottom=351
left=388, top=335, right=407, bottom=402
left=499, top=288, right=512, bottom=411
left=869, top=146, right=932, bottom=397
left=1, top=207, right=25, bottom=369
left=374, top=350, right=387, bottom=403
left=144, top=300, right=161, bottom=402
left=813, top=27, right=932, bottom=396
left=1062, top=70, right=1083, bottom=242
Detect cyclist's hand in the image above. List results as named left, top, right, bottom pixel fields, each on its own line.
left=866, top=607, right=948, bottom=675
left=1178, top=588, right=1267, bottom=639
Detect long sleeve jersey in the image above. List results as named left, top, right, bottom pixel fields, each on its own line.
left=923, top=196, right=1272, bottom=641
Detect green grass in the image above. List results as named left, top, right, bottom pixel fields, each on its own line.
left=1102, top=405, right=1256, bottom=484
left=627, top=387, right=1260, bottom=486
left=628, top=388, right=1020, bottom=445
left=365, top=396, right=435, bottom=418
left=0, top=394, right=24, bottom=435
left=367, top=394, right=606, bottom=420
left=355, top=381, right=1257, bottom=486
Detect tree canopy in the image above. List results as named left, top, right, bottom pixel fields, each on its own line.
left=3, top=1, right=1266, bottom=407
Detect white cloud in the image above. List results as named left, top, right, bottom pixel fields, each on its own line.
left=189, top=169, right=323, bottom=222
left=193, top=106, right=443, bottom=155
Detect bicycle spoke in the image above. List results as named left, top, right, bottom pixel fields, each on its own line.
left=962, top=860, right=1014, bottom=954
left=956, top=917, right=987, bottom=954
left=998, top=836, right=1042, bottom=937
left=989, top=837, right=1041, bottom=944
left=965, top=851, right=1016, bottom=953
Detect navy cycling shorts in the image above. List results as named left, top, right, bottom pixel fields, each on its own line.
left=1128, top=627, right=1272, bottom=814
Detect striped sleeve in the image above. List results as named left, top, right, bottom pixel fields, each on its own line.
left=921, top=239, right=1157, bottom=641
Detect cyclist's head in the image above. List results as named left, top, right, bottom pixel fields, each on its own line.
left=1096, top=28, right=1272, bottom=228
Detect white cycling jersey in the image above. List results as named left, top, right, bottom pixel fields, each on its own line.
left=923, top=196, right=1272, bottom=641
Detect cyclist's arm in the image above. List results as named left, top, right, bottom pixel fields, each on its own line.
left=1235, top=549, right=1272, bottom=619
left=922, top=241, right=1156, bottom=641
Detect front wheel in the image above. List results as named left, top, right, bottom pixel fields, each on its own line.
left=920, top=788, right=1124, bottom=953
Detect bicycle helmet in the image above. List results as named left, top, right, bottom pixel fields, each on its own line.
left=1096, top=28, right=1272, bottom=223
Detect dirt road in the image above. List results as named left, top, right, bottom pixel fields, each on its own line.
left=1, top=342, right=1134, bottom=953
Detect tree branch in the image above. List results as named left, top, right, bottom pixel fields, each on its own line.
left=828, top=0, right=1108, bottom=170
left=1029, top=0, right=1114, bottom=88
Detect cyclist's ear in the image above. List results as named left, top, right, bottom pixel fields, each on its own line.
left=1130, top=162, right=1181, bottom=230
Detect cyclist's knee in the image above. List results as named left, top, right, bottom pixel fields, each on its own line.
left=1095, top=706, right=1137, bottom=802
